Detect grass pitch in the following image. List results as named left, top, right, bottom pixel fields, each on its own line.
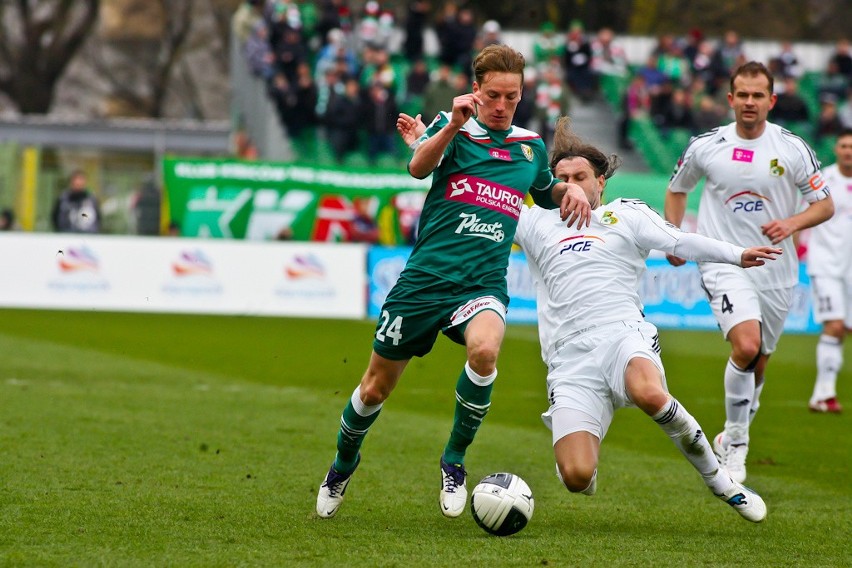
left=0, top=309, right=849, bottom=566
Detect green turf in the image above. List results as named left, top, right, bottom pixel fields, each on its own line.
left=0, top=309, right=849, bottom=566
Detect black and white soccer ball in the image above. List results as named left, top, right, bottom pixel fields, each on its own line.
left=470, top=472, right=534, bottom=536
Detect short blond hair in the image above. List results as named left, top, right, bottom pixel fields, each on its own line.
left=472, top=44, right=525, bottom=85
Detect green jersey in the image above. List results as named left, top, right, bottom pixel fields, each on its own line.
left=407, top=113, right=558, bottom=291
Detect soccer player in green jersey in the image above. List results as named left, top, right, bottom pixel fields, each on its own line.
left=316, top=44, right=592, bottom=519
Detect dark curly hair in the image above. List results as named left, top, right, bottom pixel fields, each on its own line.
left=549, top=116, right=621, bottom=179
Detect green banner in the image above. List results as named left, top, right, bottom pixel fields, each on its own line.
left=162, top=158, right=430, bottom=244
left=163, top=158, right=700, bottom=242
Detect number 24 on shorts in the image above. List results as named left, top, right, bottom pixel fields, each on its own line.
left=377, top=310, right=403, bottom=345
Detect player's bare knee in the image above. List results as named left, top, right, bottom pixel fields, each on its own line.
left=732, top=337, right=761, bottom=364
left=558, top=462, right=595, bottom=493
left=633, top=388, right=669, bottom=416
left=467, top=343, right=499, bottom=375
left=359, top=376, right=391, bottom=405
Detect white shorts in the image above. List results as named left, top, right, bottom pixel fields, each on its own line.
left=809, top=275, right=852, bottom=327
left=700, top=265, right=793, bottom=354
left=541, top=320, right=667, bottom=445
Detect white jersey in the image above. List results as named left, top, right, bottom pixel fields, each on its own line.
left=515, top=200, right=743, bottom=364
left=807, top=163, right=852, bottom=279
left=669, top=121, right=830, bottom=288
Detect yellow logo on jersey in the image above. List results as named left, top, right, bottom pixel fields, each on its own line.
left=521, top=144, right=533, bottom=162
left=601, top=211, right=618, bottom=225
left=769, top=158, right=785, bottom=177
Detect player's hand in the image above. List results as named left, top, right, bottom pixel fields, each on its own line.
left=397, top=113, right=426, bottom=146
left=741, top=246, right=782, bottom=268
left=666, top=253, right=687, bottom=266
left=450, top=93, right=481, bottom=127
left=559, top=183, right=592, bottom=229
left=760, top=219, right=795, bottom=244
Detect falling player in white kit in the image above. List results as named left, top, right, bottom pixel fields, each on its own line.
left=664, top=61, right=834, bottom=483
left=805, top=128, right=852, bottom=413
left=514, top=117, right=776, bottom=522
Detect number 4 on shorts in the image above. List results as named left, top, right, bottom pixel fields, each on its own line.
left=376, top=310, right=403, bottom=345
left=721, top=294, right=734, bottom=314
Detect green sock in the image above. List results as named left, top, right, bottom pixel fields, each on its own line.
left=333, top=388, right=382, bottom=475
left=443, top=366, right=494, bottom=465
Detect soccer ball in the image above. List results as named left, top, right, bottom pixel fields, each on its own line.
left=470, top=472, right=534, bottom=536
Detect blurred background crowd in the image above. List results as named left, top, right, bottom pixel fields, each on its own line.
left=232, top=0, right=852, bottom=168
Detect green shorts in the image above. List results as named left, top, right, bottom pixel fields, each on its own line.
left=373, top=268, right=508, bottom=360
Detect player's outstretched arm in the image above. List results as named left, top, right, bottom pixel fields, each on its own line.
left=664, top=189, right=688, bottom=266
left=740, top=246, right=782, bottom=268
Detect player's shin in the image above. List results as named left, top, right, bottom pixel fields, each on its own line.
left=813, top=334, right=843, bottom=401
left=443, top=362, right=495, bottom=465
left=652, top=397, right=729, bottom=493
left=334, top=386, right=382, bottom=474
left=749, top=382, right=764, bottom=424
left=724, top=359, right=754, bottom=443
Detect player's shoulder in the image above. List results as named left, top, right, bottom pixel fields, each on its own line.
left=686, top=124, right=730, bottom=151
left=821, top=162, right=839, bottom=178
left=506, top=125, right=543, bottom=144
left=599, top=198, right=666, bottom=226
left=771, top=121, right=817, bottom=152
left=603, top=197, right=655, bottom=213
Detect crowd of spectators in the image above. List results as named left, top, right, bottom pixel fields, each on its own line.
left=618, top=31, right=852, bottom=153
left=232, top=0, right=852, bottom=166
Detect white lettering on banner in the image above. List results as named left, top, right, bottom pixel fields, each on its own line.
left=172, top=160, right=430, bottom=190
left=445, top=173, right=523, bottom=219
left=454, top=213, right=505, bottom=242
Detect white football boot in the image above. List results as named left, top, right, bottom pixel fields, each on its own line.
left=439, top=458, right=468, bottom=518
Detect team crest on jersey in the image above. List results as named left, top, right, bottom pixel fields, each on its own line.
left=520, top=144, right=533, bottom=162
left=601, top=211, right=618, bottom=225
left=769, top=158, right=785, bottom=177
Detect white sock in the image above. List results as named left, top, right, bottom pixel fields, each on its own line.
left=813, top=335, right=842, bottom=402
left=724, top=359, right=753, bottom=444
left=749, top=382, right=764, bottom=425
left=652, top=397, right=725, bottom=490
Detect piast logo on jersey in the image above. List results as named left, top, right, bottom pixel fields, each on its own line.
left=724, top=190, right=771, bottom=213
left=558, top=234, right=604, bottom=253
left=454, top=212, right=505, bottom=242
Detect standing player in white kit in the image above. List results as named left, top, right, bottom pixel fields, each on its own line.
left=664, top=61, right=834, bottom=483
left=806, top=128, right=852, bottom=413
